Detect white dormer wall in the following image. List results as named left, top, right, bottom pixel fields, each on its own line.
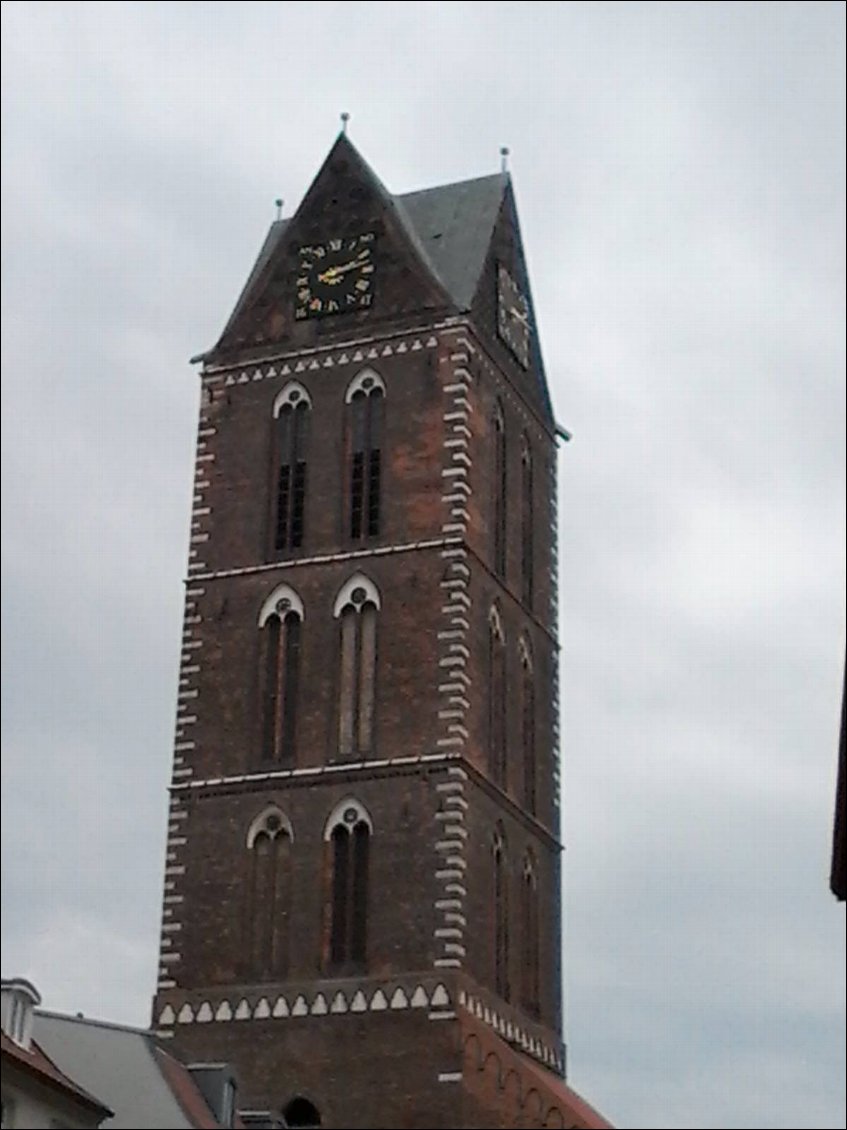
left=0, top=977, right=41, bottom=1049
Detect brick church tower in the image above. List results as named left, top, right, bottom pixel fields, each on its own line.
left=152, top=134, right=611, bottom=1130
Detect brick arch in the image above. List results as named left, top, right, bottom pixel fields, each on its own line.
left=463, top=1030, right=485, bottom=1072
left=522, top=1086, right=545, bottom=1127
left=502, top=1068, right=522, bottom=1118
left=543, top=1105, right=566, bottom=1128
left=482, top=1049, right=505, bottom=1091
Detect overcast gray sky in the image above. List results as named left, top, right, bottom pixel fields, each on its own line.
left=1, top=3, right=844, bottom=1128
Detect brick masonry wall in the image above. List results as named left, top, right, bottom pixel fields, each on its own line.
left=169, top=1007, right=463, bottom=1130
left=155, top=299, right=566, bottom=1122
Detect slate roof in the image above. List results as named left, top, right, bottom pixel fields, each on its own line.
left=217, top=155, right=507, bottom=343
left=32, top=1011, right=231, bottom=1129
left=395, top=173, right=507, bottom=310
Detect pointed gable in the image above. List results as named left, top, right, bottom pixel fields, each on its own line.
left=212, top=133, right=455, bottom=360
left=204, top=135, right=553, bottom=423
left=465, top=177, right=554, bottom=421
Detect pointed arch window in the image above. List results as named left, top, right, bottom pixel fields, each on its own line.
left=334, top=575, right=380, bottom=757
left=521, top=852, right=540, bottom=1018
left=324, top=799, right=372, bottom=969
left=245, top=807, right=293, bottom=979
left=272, top=382, right=311, bottom=554
left=493, top=825, right=510, bottom=1002
left=520, top=636, right=536, bottom=815
left=346, top=370, right=385, bottom=541
left=520, top=433, right=534, bottom=608
left=492, top=400, right=507, bottom=577
left=258, top=585, right=304, bottom=764
left=488, top=605, right=507, bottom=787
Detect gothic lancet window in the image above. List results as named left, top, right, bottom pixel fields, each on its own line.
left=521, top=852, right=540, bottom=1017
left=245, top=807, right=293, bottom=980
left=346, top=370, right=385, bottom=541
left=334, top=575, right=380, bottom=757
left=520, top=636, right=536, bottom=815
left=520, top=433, right=534, bottom=608
left=258, top=585, right=304, bottom=764
left=493, top=825, right=510, bottom=1002
left=488, top=605, right=507, bottom=787
left=324, top=799, right=372, bottom=969
left=493, top=400, right=507, bottom=577
left=272, top=383, right=311, bottom=554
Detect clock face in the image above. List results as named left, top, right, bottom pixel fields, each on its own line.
left=496, top=264, right=531, bottom=369
left=295, top=232, right=376, bottom=319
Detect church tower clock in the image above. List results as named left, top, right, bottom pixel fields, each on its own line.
left=152, top=133, right=610, bottom=1130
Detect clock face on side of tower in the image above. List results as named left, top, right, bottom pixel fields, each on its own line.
left=295, top=232, right=376, bottom=319
left=496, top=264, right=531, bottom=369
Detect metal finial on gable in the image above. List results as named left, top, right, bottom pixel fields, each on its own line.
left=340, top=112, right=350, bottom=134
left=500, top=146, right=510, bottom=173
left=274, top=198, right=284, bottom=221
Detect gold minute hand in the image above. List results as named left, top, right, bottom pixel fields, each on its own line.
left=317, top=253, right=369, bottom=284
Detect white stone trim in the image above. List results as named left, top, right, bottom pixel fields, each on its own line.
left=170, top=750, right=462, bottom=793
left=332, top=573, right=381, bottom=617
left=272, top=380, right=312, bottom=417
left=344, top=366, right=385, bottom=403
left=246, top=805, right=294, bottom=848
left=323, top=796, right=374, bottom=840
left=258, top=583, right=305, bottom=626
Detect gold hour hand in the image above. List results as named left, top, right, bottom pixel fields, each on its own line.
left=317, top=252, right=369, bottom=285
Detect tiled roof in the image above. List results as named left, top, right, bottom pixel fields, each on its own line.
left=32, top=1010, right=232, bottom=1128
left=459, top=1007, right=614, bottom=1129
left=1, top=1030, right=112, bottom=1116
left=155, top=1047, right=237, bottom=1129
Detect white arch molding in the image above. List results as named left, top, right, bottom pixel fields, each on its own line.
left=488, top=603, right=505, bottom=641
left=246, top=806, right=294, bottom=848
left=333, top=573, right=381, bottom=618
left=323, top=797, right=374, bottom=840
left=272, top=380, right=312, bottom=417
left=258, top=583, right=305, bottom=626
left=344, top=367, right=386, bottom=404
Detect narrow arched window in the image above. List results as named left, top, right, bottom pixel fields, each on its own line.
left=325, top=799, right=372, bottom=969
left=335, top=575, right=380, bottom=757
left=520, top=637, right=536, bottom=815
left=245, top=807, right=293, bottom=980
left=520, top=433, right=534, bottom=608
left=492, top=401, right=507, bottom=577
left=346, top=370, right=385, bottom=541
left=493, top=825, right=510, bottom=1002
left=488, top=606, right=507, bottom=787
left=272, top=383, right=311, bottom=554
left=258, top=585, right=304, bottom=764
left=521, top=853, right=540, bottom=1018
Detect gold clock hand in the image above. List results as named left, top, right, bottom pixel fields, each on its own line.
left=317, top=252, right=370, bottom=284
